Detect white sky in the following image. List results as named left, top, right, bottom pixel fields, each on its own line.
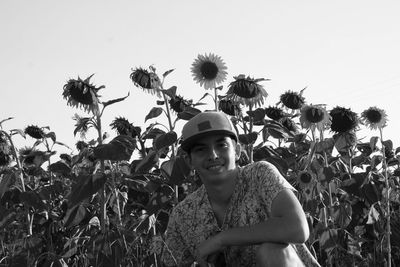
left=1, top=0, right=400, bottom=156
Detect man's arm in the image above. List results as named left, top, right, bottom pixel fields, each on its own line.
left=196, top=189, right=309, bottom=260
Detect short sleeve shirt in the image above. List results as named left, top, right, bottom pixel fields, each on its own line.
left=162, top=161, right=320, bottom=267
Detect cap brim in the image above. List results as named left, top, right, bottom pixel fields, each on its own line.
left=181, top=130, right=237, bottom=152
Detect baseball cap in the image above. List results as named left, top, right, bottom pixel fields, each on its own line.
left=180, top=111, right=238, bottom=152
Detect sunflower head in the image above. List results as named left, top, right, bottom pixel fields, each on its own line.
left=226, top=75, right=269, bottom=107
left=63, top=74, right=102, bottom=114
left=300, top=104, right=331, bottom=131
left=297, top=170, right=315, bottom=189
left=265, top=106, right=285, bottom=121
left=191, top=53, right=228, bottom=90
left=0, top=132, right=11, bottom=166
left=76, top=141, right=89, bottom=151
left=280, top=90, right=305, bottom=110
left=360, top=106, right=388, bottom=130
left=169, top=95, right=192, bottom=113
left=24, top=125, right=45, bottom=139
left=110, top=117, right=133, bottom=136
left=130, top=66, right=162, bottom=97
left=280, top=117, right=298, bottom=133
left=218, top=98, right=241, bottom=117
left=330, top=106, right=359, bottom=133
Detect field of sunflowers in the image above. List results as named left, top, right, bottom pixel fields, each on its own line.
left=0, top=53, right=399, bottom=266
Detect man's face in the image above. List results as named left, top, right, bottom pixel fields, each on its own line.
left=188, top=134, right=239, bottom=185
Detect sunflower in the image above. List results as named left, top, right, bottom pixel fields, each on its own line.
left=360, top=106, right=388, bottom=130
left=24, top=125, right=45, bottom=139
left=63, top=74, right=102, bottom=114
left=110, top=117, right=133, bottom=136
left=169, top=95, right=192, bottom=113
left=280, top=90, right=305, bottom=110
left=330, top=106, right=359, bottom=133
left=265, top=106, right=285, bottom=121
left=130, top=66, right=162, bottom=97
left=76, top=141, right=89, bottom=151
left=191, top=53, right=228, bottom=90
left=280, top=117, right=299, bottom=133
left=218, top=98, right=241, bottom=116
left=297, top=170, right=316, bottom=189
left=300, top=104, right=331, bottom=131
left=226, top=74, right=269, bottom=107
left=0, top=132, right=11, bottom=166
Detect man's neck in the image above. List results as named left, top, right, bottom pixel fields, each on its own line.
left=204, top=169, right=238, bottom=206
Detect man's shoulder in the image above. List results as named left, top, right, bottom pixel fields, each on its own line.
left=241, top=160, right=276, bottom=173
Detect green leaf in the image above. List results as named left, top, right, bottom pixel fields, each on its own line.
left=319, top=229, right=338, bottom=252
left=238, top=132, right=258, bottom=145
left=162, top=86, right=177, bottom=98
left=93, top=135, right=136, bottom=161
left=162, top=69, right=175, bottom=78
left=64, top=204, right=87, bottom=228
left=48, top=161, right=71, bottom=175
left=135, top=150, right=159, bottom=173
left=10, top=128, right=26, bottom=138
left=67, top=173, right=108, bottom=208
left=154, top=131, right=177, bottom=151
left=145, top=107, right=163, bottom=122
left=146, top=185, right=174, bottom=215
left=0, top=170, right=16, bottom=200
left=332, top=201, right=352, bottom=228
left=102, top=92, right=130, bottom=108
left=163, top=156, right=191, bottom=185
left=45, top=131, right=56, bottom=143
left=177, top=107, right=201, bottom=120
left=20, top=191, right=46, bottom=210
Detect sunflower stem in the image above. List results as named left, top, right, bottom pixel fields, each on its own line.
left=248, top=105, right=254, bottom=163
left=95, top=109, right=107, bottom=234
left=380, top=128, right=391, bottom=267
left=4, top=131, right=32, bottom=236
left=214, top=88, right=218, bottom=111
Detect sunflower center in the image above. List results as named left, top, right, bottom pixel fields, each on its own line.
left=70, top=86, right=94, bottom=105
left=300, top=172, right=312, bottom=183
left=305, top=107, right=324, bottom=123
left=366, top=109, right=382, bottom=123
left=200, top=61, right=218, bottom=80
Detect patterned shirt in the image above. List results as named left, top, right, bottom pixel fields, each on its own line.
left=162, top=161, right=320, bottom=267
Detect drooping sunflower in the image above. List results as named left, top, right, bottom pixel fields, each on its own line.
left=218, top=98, right=241, bottom=117
left=330, top=106, right=359, bottom=133
left=300, top=104, right=331, bottom=131
left=130, top=66, right=162, bottom=97
left=360, top=106, right=388, bottom=130
left=169, top=95, right=192, bottom=113
left=280, top=90, right=305, bottom=110
left=0, top=132, right=11, bottom=166
left=265, top=106, right=285, bottom=121
left=63, top=74, right=103, bottom=114
left=226, top=75, right=269, bottom=107
left=76, top=141, right=89, bottom=151
left=191, top=53, right=228, bottom=90
left=24, top=125, right=45, bottom=139
left=110, top=117, right=133, bottom=136
left=280, top=117, right=299, bottom=133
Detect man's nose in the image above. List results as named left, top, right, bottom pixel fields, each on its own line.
left=207, top=146, right=219, bottom=160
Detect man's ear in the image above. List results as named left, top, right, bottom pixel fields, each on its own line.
left=235, top=142, right=242, bottom=161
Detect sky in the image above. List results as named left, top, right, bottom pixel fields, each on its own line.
left=1, top=0, right=400, bottom=157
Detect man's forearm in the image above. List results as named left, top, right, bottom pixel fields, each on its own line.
left=219, top=216, right=309, bottom=247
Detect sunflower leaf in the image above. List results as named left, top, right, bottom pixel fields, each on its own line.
left=93, top=135, right=136, bottom=161
left=145, top=107, right=163, bottom=122
left=0, top=170, right=16, bottom=200
left=135, top=150, right=159, bottom=173
left=102, top=92, right=130, bottom=108
left=154, top=131, right=177, bottom=151
left=45, top=132, right=56, bottom=143
left=0, top=117, right=14, bottom=126
left=162, top=69, right=175, bottom=78
left=10, top=129, right=26, bottom=138
left=177, top=107, right=201, bottom=120
left=67, top=173, right=108, bottom=208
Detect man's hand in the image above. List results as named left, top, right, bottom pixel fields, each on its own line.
left=195, top=234, right=224, bottom=266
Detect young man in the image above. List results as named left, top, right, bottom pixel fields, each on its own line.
left=162, top=111, right=320, bottom=267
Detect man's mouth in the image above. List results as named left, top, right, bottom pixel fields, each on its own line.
left=206, top=163, right=224, bottom=171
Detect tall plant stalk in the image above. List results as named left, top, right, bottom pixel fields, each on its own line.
left=380, top=128, right=391, bottom=267
left=4, top=132, right=32, bottom=236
